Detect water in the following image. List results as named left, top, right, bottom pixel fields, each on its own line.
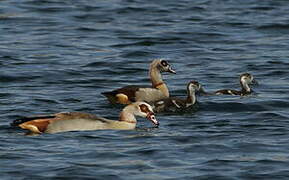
left=1, top=0, right=289, bottom=179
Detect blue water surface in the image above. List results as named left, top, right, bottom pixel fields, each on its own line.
left=1, top=0, right=289, bottom=179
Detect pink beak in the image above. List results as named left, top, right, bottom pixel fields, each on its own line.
left=168, top=66, right=176, bottom=74
left=147, top=112, right=159, bottom=127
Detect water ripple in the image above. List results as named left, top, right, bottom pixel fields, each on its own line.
left=1, top=0, right=289, bottom=179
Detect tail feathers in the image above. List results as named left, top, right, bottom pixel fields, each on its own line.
left=11, top=115, right=56, bottom=127
left=101, top=91, right=119, bottom=104
left=101, top=91, right=117, bottom=97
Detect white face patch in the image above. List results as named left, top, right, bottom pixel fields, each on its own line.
left=241, top=75, right=251, bottom=85
left=240, top=75, right=252, bottom=92
left=188, top=84, right=195, bottom=92
left=241, top=76, right=246, bottom=83
left=241, top=76, right=250, bottom=85
left=189, top=83, right=199, bottom=93
left=156, top=101, right=164, bottom=105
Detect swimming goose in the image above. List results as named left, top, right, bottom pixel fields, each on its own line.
left=102, top=59, right=176, bottom=104
left=215, top=73, right=257, bottom=96
left=151, top=81, right=201, bottom=113
left=11, top=102, right=158, bottom=134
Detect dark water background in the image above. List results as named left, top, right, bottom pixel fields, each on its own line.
left=1, top=0, right=289, bottom=179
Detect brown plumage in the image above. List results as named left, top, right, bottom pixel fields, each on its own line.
left=151, top=81, right=201, bottom=113
left=215, top=73, right=257, bottom=96
left=102, top=59, right=176, bottom=104
left=11, top=102, right=158, bottom=134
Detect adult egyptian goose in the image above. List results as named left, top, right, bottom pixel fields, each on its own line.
left=215, top=73, right=257, bottom=96
left=102, top=59, right=176, bottom=104
left=11, top=102, right=158, bottom=134
left=151, top=81, right=201, bottom=113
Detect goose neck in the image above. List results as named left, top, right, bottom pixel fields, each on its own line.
left=186, top=87, right=196, bottom=105
left=241, top=81, right=251, bottom=92
left=119, top=105, right=137, bottom=124
left=149, top=65, right=163, bottom=86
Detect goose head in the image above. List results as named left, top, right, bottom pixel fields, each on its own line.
left=133, top=102, right=159, bottom=127
left=151, top=59, right=176, bottom=74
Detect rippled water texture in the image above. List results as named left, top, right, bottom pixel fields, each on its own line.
left=1, top=0, right=289, bottom=179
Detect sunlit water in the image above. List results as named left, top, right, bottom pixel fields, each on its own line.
left=1, top=0, right=289, bottom=179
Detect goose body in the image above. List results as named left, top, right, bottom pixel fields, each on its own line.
left=151, top=81, right=201, bottom=113
left=102, top=59, right=176, bottom=104
left=215, top=73, right=257, bottom=96
left=11, top=102, right=158, bottom=134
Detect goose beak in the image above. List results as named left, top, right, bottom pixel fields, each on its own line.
left=147, top=112, right=159, bottom=127
left=168, top=66, right=176, bottom=74
left=252, top=79, right=259, bottom=85
left=197, top=87, right=211, bottom=96
left=167, top=65, right=176, bottom=74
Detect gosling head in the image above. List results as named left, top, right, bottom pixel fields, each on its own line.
left=240, top=73, right=258, bottom=86
left=134, top=102, right=159, bottom=127
left=187, top=80, right=201, bottom=93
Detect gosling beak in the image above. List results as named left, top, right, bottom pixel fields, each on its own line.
left=168, top=66, right=176, bottom=74
left=146, top=112, right=159, bottom=127
left=197, top=87, right=211, bottom=96
left=252, top=79, right=259, bottom=85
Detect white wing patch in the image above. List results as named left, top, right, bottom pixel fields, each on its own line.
left=172, top=100, right=181, bottom=108
left=156, top=101, right=164, bottom=105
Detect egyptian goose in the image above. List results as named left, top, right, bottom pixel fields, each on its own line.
left=102, top=59, right=176, bottom=104
left=151, top=81, right=201, bottom=113
left=215, top=73, right=258, bottom=96
left=11, top=102, right=158, bottom=134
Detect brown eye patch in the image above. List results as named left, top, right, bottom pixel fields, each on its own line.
left=161, top=60, right=168, bottom=66
left=139, top=104, right=151, bottom=113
